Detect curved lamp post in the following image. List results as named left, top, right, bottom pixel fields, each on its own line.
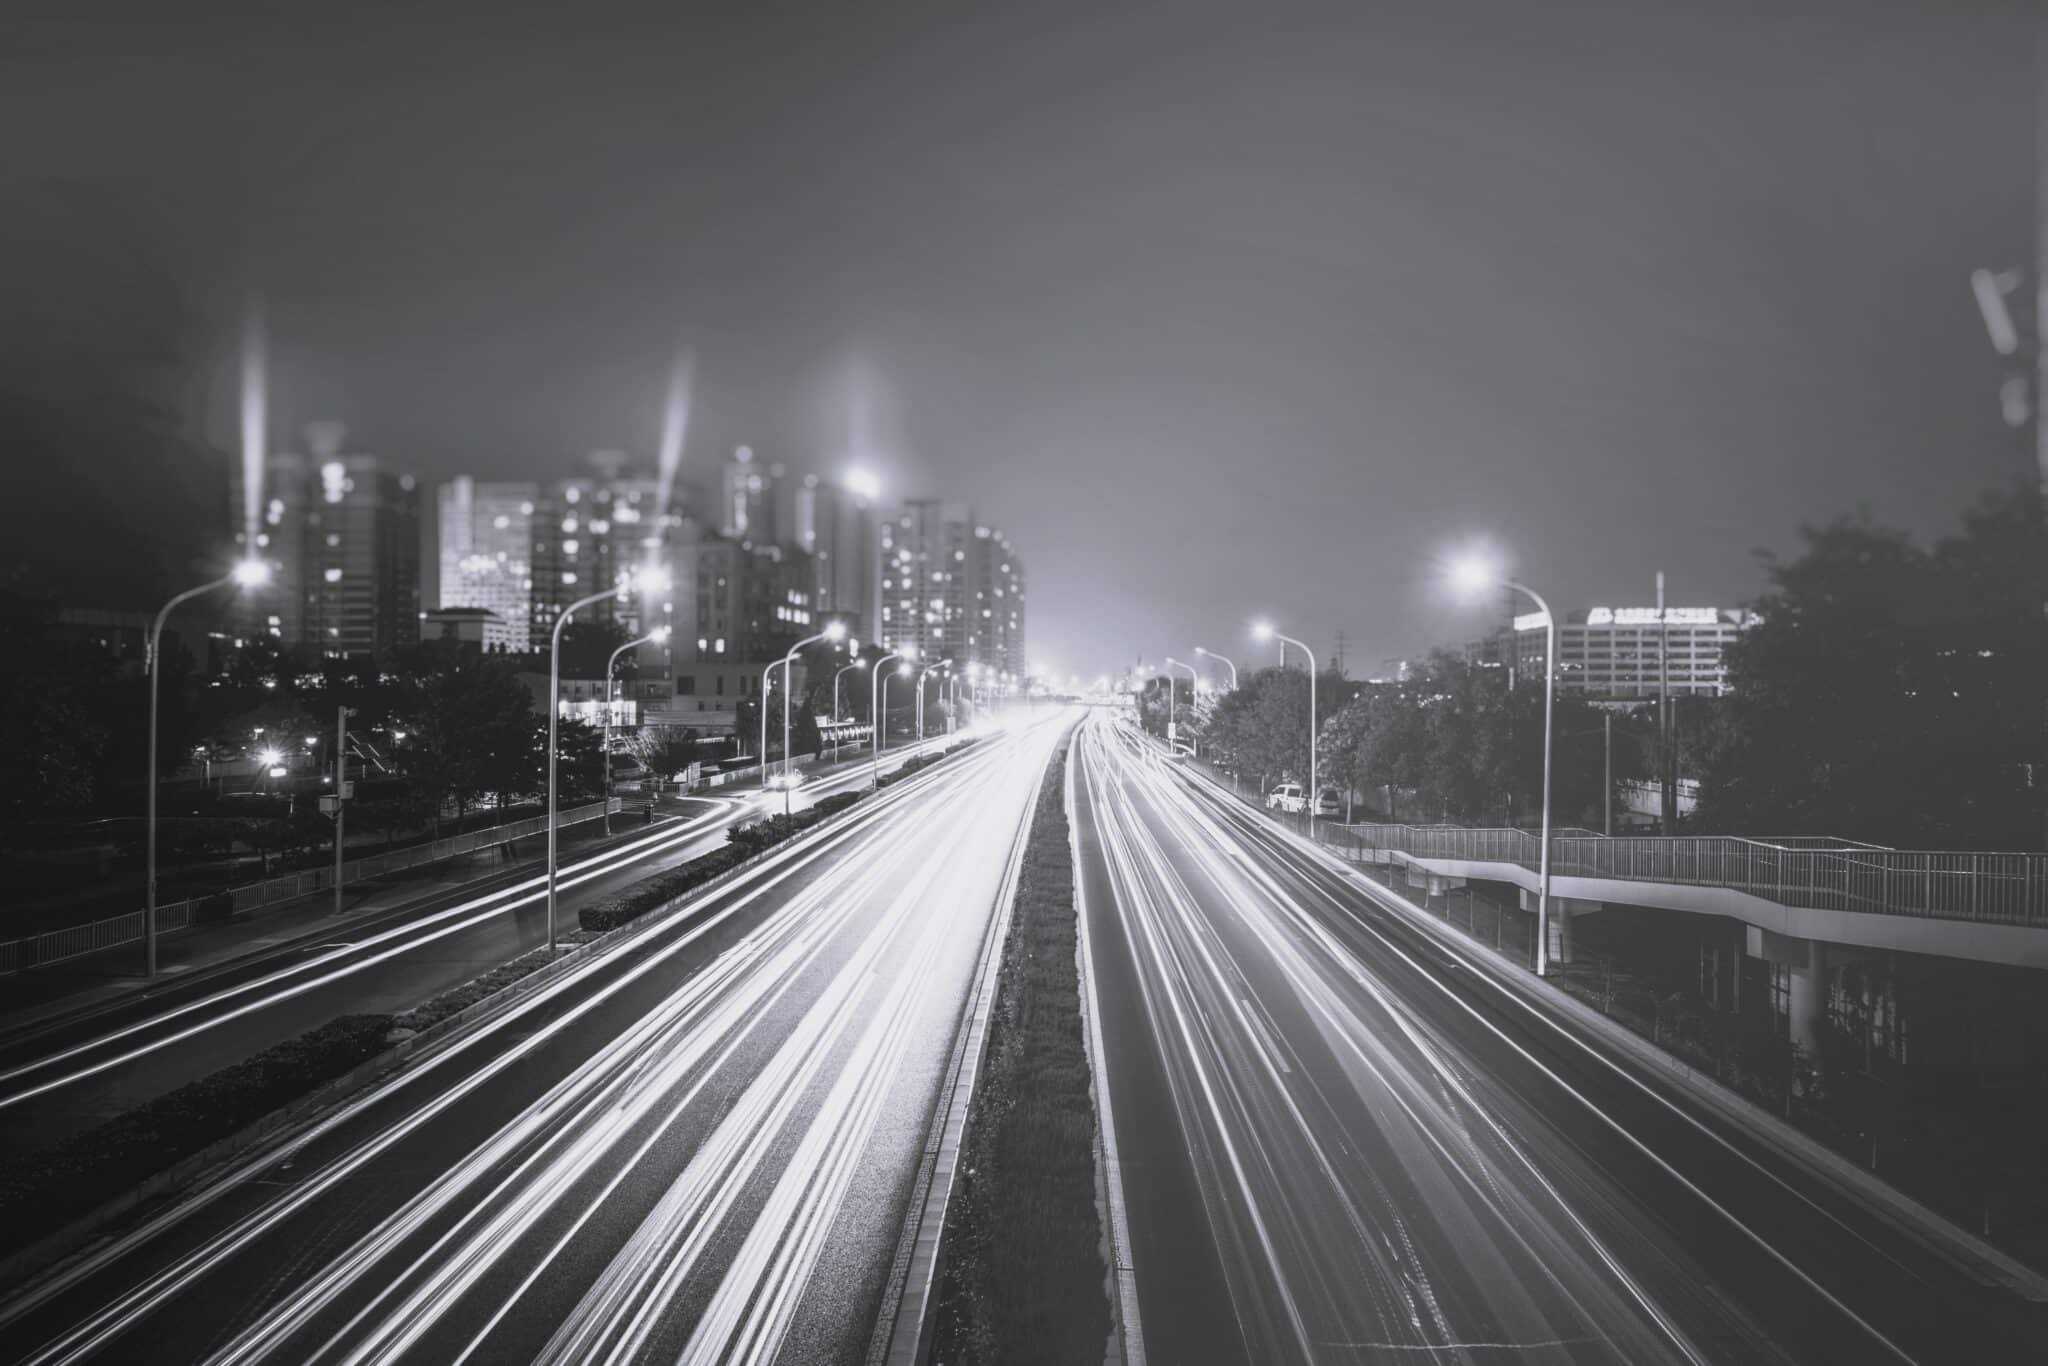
left=1194, top=645, right=1238, bottom=691
left=145, top=558, right=271, bottom=977
left=603, top=624, right=670, bottom=835
left=767, top=623, right=848, bottom=791
left=1164, top=656, right=1197, bottom=754
left=915, top=658, right=952, bottom=758
left=1251, top=621, right=1317, bottom=834
left=1451, top=554, right=1558, bottom=976
left=871, top=648, right=913, bottom=785
left=549, top=568, right=668, bottom=953
left=832, top=658, right=867, bottom=761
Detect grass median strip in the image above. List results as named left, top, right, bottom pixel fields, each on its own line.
left=929, top=737, right=1111, bottom=1364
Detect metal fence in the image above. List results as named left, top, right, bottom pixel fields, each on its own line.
left=0, top=798, right=619, bottom=975
left=1324, top=823, right=2048, bottom=929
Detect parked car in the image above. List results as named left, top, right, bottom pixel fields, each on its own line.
left=1266, top=783, right=1306, bottom=813
left=1313, top=787, right=1344, bottom=818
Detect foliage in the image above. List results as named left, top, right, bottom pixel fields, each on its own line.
left=1697, top=484, right=2047, bottom=848
left=1304, top=654, right=1627, bottom=827
left=390, top=645, right=542, bottom=830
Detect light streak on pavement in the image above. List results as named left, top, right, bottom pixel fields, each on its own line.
left=1070, top=713, right=2038, bottom=1365
left=1, top=712, right=1075, bottom=1366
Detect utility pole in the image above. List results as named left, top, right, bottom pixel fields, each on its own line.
left=1658, top=571, right=1677, bottom=833
left=1604, top=710, right=1613, bottom=837
left=328, top=704, right=354, bottom=916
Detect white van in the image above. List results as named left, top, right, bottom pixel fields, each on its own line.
left=1266, top=783, right=1306, bottom=813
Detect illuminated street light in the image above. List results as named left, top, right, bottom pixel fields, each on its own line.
left=832, top=658, right=868, bottom=761
left=145, top=558, right=271, bottom=976
left=1164, top=656, right=1197, bottom=753
left=916, top=657, right=952, bottom=758
left=1450, top=550, right=1559, bottom=976
left=1251, top=621, right=1319, bottom=835
left=257, top=746, right=284, bottom=769
left=1194, top=645, right=1238, bottom=690
left=547, top=566, right=668, bottom=953
left=872, top=646, right=914, bottom=788
left=761, top=621, right=849, bottom=796
left=603, top=623, right=671, bottom=835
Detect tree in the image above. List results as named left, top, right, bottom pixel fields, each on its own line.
left=392, top=647, right=540, bottom=832
left=1697, top=485, right=2047, bottom=849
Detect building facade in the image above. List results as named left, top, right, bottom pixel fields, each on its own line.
left=239, top=423, right=420, bottom=658
left=794, top=473, right=878, bottom=639
left=878, top=501, right=1025, bottom=676
left=1509, top=605, right=1757, bottom=698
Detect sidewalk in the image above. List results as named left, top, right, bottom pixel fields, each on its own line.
left=0, top=796, right=725, bottom=1038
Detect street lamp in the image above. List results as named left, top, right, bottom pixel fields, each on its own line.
left=832, top=658, right=868, bottom=760
left=603, top=624, right=670, bottom=835
left=548, top=567, right=668, bottom=954
left=871, top=647, right=914, bottom=786
left=916, top=658, right=952, bottom=757
left=1251, top=621, right=1318, bottom=835
left=1164, top=656, right=1197, bottom=754
left=1194, top=645, right=1238, bottom=690
left=145, top=557, right=270, bottom=977
left=760, top=622, right=849, bottom=792
left=1451, top=552, right=1558, bottom=977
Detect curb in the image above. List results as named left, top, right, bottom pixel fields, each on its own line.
left=0, top=740, right=992, bottom=1296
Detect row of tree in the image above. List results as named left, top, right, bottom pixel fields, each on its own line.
left=1151, top=483, right=2046, bottom=849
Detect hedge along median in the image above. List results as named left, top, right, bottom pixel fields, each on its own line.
left=928, top=736, right=1111, bottom=1365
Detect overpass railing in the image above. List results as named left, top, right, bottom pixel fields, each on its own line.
left=1323, top=823, right=2048, bottom=928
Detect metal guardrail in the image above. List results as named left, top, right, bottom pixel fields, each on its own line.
left=0, top=798, right=620, bottom=975
left=1324, top=823, right=2048, bottom=929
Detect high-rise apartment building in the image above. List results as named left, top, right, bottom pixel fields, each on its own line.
left=878, top=501, right=1025, bottom=675
left=672, top=517, right=818, bottom=666
left=794, top=473, right=879, bottom=638
left=717, top=445, right=788, bottom=545
left=436, top=476, right=534, bottom=651
left=239, top=422, right=420, bottom=657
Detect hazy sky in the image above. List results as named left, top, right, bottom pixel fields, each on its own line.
left=2, top=3, right=2035, bottom=673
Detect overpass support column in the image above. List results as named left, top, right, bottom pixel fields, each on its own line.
left=1753, top=927, right=1828, bottom=1055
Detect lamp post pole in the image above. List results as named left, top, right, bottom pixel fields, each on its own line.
left=916, top=659, right=950, bottom=758
left=1164, top=656, right=1197, bottom=753
left=872, top=651, right=907, bottom=787
left=833, top=660, right=865, bottom=762
left=1263, top=629, right=1318, bottom=835
left=1194, top=646, right=1237, bottom=691
left=145, top=563, right=268, bottom=978
left=1503, top=579, right=1560, bottom=977
left=779, top=627, right=843, bottom=788
left=331, top=703, right=354, bottom=917
left=550, top=581, right=648, bottom=954
left=604, top=628, right=666, bottom=836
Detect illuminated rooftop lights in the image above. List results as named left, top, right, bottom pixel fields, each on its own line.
left=845, top=467, right=881, bottom=501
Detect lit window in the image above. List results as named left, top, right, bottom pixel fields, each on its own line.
left=493, top=514, right=510, bottom=530
left=324, top=567, right=343, bottom=583
left=563, top=571, right=578, bottom=585
left=562, top=539, right=579, bottom=555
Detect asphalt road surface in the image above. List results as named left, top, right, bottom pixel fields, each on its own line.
left=0, top=711, right=1069, bottom=1365
left=0, top=747, right=955, bottom=1155
left=1071, top=713, right=2044, bottom=1366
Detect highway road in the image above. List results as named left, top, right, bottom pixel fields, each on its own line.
left=0, top=710, right=1070, bottom=1364
left=0, top=740, right=975, bottom=1159
left=1071, top=714, right=2044, bottom=1365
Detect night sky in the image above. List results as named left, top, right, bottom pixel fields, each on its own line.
left=1, top=3, right=2035, bottom=675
